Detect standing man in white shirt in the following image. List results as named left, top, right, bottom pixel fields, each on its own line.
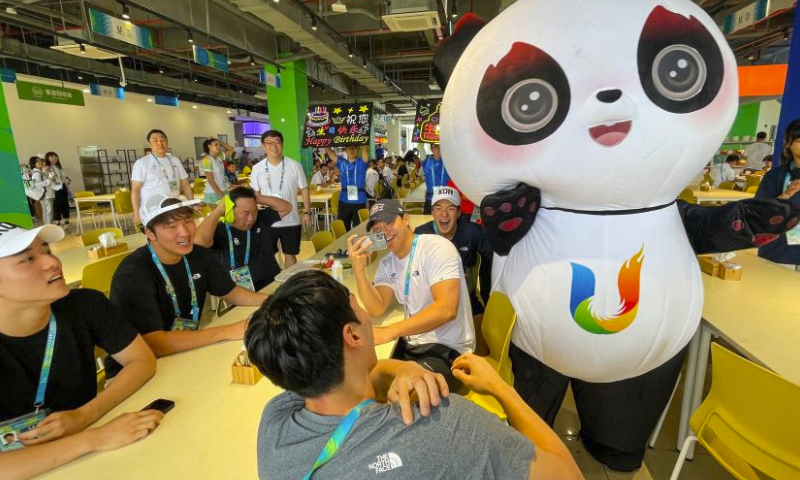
left=743, top=131, right=772, bottom=173
left=131, top=129, right=194, bottom=228
left=249, top=130, right=312, bottom=268
left=347, top=199, right=475, bottom=390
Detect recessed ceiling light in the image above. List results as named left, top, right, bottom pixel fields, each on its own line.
left=159, top=69, right=164, bottom=74
left=122, top=5, right=130, bottom=20
left=187, top=30, right=194, bottom=44
left=226, top=110, right=232, bottom=114
left=192, top=105, right=198, bottom=109
left=77, top=75, right=83, bottom=80
left=147, top=98, right=153, bottom=102
left=311, top=18, right=317, bottom=31
left=5, top=7, right=18, bottom=14
left=82, top=88, right=90, bottom=93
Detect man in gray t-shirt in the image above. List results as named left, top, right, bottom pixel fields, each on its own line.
left=245, top=271, right=583, bottom=480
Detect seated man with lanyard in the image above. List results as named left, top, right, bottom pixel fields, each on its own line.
left=347, top=200, right=475, bottom=390
left=109, top=194, right=268, bottom=375
left=415, top=187, right=493, bottom=317
left=325, top=145, right=369, bottom=231
left=246, top=270, right=583, bottom=480
left=0, top=223, right=162, bottom=479
left=194, top=187, right=291, bottom=291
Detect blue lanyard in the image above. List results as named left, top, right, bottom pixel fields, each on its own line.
left=148, top=243, right=199, bottom=323
left=403, top=235, right=420, bottom=314
left=429, top=158, right=445, bottom=187
left=344, top=159, right=359, bottom=187
left=302, top=399, right=375, bottom=480
left=225, top=224, right=251, bottom=268
left=34, top=313, right=57, bottom=412
left=151, top=154, right=175, bottom=182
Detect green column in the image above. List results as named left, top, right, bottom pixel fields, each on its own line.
left=265, top=61, right=312, bottom=175
left=0, top=77, right=32, bottom=228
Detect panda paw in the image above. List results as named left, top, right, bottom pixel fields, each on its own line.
left=744, top=198, right=800, bottom=247
left=480, top=183, right=541, bottom=256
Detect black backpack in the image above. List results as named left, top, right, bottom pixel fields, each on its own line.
left=377, top=173, right=395, bottom=200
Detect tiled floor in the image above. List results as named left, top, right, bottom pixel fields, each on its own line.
left=51, top=224, right=736, bottom=480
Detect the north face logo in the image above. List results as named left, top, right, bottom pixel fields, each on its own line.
left=368, top=452, right=403, bottom=474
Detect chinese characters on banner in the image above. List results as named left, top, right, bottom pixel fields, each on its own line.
left=412, top=100, right=441, bottom=144
left=302, top=103, right=373, bottom=148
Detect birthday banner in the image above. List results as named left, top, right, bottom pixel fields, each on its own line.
left=412, top=100, right=441, bottom=144
left=302, top=103, right=373, bottom=148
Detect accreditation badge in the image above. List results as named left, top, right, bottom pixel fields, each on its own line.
left=0, top=409, right=49, bottom=452
left=347, top=185, right=359, bottom=201
left=470, top=205, right=481, bottom=224
left=786, top=223, right=800, bottom=246
left=172, top=317, right=200, bottom=331
left=230, top=266, right=256, bottom=291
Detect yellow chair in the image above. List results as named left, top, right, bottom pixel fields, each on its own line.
left=193, top=178, right=205, bottom=195
left=81, top=227, right=123, bottom=247
left=397, top=187, right=408, bottom=199
left=311, top=231, right=334, bottom=253
left=331, top=220, right=347, bottom=239
left=114, top=190, right=134, bottom=232
left=719, top=181, right=736, bottom=190
left=81, top=250, right=133, bottom=297
left=745, top=186, right=758, bottom=194
left=744, top=175, right=762, bottom=191
left=74, top=191, right=103, bottom=229
left=671, top=343, right=800, bottom=480
left=358, top=209, right=369, bottom=223
left=703, top=173, right=714, bottom=185
left=678, top=188, right=698, bottom=204
left=329, top=190, right=340, bottom=217
left=463, top=292, right=518, bottom=420
left=375, top=182, right=385, bottom=200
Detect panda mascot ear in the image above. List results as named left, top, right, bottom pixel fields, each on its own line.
left=433, top=13, right=487, bottom=90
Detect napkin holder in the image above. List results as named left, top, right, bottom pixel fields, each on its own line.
left=697, top=256, right=742, bottom=281
left=697, top=256, right=720, bottom=276
left=232, top=352, right=263, bottom=385
left=87, top=242, right=128, bottom=260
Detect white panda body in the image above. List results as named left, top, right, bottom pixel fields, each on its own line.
left=493, top=205, right=702, bottom=382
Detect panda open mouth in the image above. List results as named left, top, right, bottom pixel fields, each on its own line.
left=589, top=121, right=633, bottom=148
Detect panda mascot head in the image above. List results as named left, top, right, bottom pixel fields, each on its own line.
left=435, top=0, right=738, bottom=212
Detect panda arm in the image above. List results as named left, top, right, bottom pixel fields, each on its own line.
left=677, top=198, right=800, bottom=254
left=479, top=183, right=542, bottom=256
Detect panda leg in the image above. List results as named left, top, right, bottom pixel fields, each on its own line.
left=509, top=342, right=570, bottom=427
left=572, top=346, right=688, bottom=472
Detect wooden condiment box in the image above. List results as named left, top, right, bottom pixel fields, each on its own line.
left=697, top=256, right=720, bottom=276
left=232, top=357, right=263, bottom=385
left=87, top=242, right=128, bottom=260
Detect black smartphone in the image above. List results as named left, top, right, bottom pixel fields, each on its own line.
left=140, top=399, right=175, bottom=415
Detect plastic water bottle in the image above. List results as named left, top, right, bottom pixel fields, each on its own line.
left=331, top=260, right=344, bottom=284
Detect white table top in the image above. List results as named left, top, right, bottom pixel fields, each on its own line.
left=39, top=216, right=430, bottom=480
left=399, top=183, right=427, bottom=204
left=74, top=194, right=117, bottom=203
left=701, top=250, right=800, bottom=386
left=58, top=234, right=148, bottom=288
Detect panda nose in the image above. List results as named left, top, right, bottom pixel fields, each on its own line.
left=596, top=89, right=623, bottom=103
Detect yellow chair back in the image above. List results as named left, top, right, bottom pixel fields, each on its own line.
left=193, top=179, right=205, bottom=195
left=481, top=291, right=517, bottom=385
left=311, top=231, right=334, bottom=253
left=331, top=220, right=347, bottom=239
left=744, top=175, right=762, bottom=190
left=74, top=191, right=99, bottom=212
left=678, top=188, right=698, bottom=203
left=745, top=186, right=758, bottom=194
left=398, top=187, right=408, bottom=198
left=329, top=190, right=340, bottom=216
left=704, top=173, right=714, bottom=185
left=375, top=182, right=384, bottom=199
left=114, top=190, right=134, bottom=214
left=688, top=344, right=800, bottom=480
left=81, top=251, right=133, bottom=297
left=719, top=181, right=736, bottom=190
left=358, top=209, right=369, bottom=223
left=81, top=227, right=123, bottom=247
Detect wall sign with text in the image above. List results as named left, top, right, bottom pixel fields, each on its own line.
left=302, top=103, right=373, bottom=148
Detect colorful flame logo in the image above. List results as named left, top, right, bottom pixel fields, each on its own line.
left=568, top=246, right=645, bottom=335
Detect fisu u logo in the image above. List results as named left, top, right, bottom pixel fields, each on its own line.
left=568, top=247, right=645, bottom=335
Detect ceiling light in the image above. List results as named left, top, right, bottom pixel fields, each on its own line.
left=122, top=5, right=131, bottom=20
left=80, top=44, right=87, bottom=54
left=451, top=1, right=458, bottom=18
left=273, top=0, right=279, bottom=3
left=250, top=57, right=256, bottom=66
left=147, top=98, right=153, bottom=102
left=159, top=69, right=164, bottom=74
left=226, top=110, right=232, bottom=114
left=348, top=49, right=354, bottom=58
left=5, top=7, right=18, bottom=14
left=363, top=59, right=367, bottom=68
left=194, top=77, right=198, bottom=82
left=187, top=30, right=194, bottom=44
left=77, top=74, right=84, bottom=80
left=192, top=105, right=198, bottom=109
left=311, top=17, right=318, bottom=31
left=82, top=88, right=90, bottom=93
left=332, top=1, right=347, bottom=13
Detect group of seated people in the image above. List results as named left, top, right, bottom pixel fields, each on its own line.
left=0, top=177, right=583, bottom=479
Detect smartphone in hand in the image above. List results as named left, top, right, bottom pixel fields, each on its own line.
left=355, top=232, right=388, bottom=252
left=141, top=399, right=175, bottom=415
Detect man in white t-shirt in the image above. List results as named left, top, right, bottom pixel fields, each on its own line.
left=131, top=129, right=194, bottom=227
left=378, top=158, right=394, bottom=186
left=365, top=160, right=379, bottom=198
left=249, top=130, right=312, bottom=268
left=348, top=199, right=475, bottom=389
left=310, top=164, right=331, bottom=188
left=743, top=131, right=772, bottom=172
left=710, top=154, right=738, bottom=187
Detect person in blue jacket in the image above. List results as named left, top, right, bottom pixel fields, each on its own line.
left=421, top=144, right=451, bottom=214
left=755, top=119, right=800, bottom=270
left=325, top=145, right=369, bottom=230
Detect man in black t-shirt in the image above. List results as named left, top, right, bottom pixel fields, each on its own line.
left=110, top=194, right=268, bottom=367
left=194, top=187, right=290, bottom=291
left=0, top=223, right=161, bottom=478
left=415, top=187, right=493, bottom=315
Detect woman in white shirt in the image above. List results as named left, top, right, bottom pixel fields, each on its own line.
left=28, top=157, right=54, bottom=224
left=45, top=152, right=70, bottom=228
left=201, top=137, right=233, bottom=205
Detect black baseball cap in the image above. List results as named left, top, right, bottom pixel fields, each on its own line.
left=367, top=200, right=406, bottom=230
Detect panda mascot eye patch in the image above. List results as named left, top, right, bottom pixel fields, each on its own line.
left=477, top=42, right=571, bottom=146
left=638, top=6, right=723, bottom=114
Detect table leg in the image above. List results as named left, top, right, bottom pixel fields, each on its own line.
left=686, top=326, right=713, bottom=460
left=325, top=199, right=330, bottom=232
left=76, top=201, right=84, bottom=234
left=677, top=326, right=701, bottom=450
left=110, top=200, right=122, bottom=232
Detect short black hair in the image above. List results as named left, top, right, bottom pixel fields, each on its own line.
left=146, top=129, right=168, bottom=142
left=28, top=156, right=41, bottom=169
left=756, top=131, right=767, bottom=140
left=260, top=130, right=283, bottom=144
left=202, top=138, right=217, bottom=155
left=726, top=154, right=739, bottom=163
left=245, top=270, right=359, bottom=398
left=229, top=186, right=257, bottom=204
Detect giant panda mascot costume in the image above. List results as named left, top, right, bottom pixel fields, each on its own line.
left=433, top=0, right=799, bottom=470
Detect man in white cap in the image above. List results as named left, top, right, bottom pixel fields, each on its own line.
left=109, top=194, right=267, bottom=375
left=347, top=200, right=475, bottom=389
left=415, top=186, right=493, bottom=318
left=0, top=222, right=163, bottom=478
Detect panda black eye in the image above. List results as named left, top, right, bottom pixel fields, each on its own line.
left=477, top=42, right=570, bottom=146
left=638, top=6, right=723, bottom=114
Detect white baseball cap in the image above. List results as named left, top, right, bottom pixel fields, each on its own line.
left=432, top=186, right=461, bottom=207
left=140, top=193, right=201, bottom=228
left=0, top=223, right=65, bottom=259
